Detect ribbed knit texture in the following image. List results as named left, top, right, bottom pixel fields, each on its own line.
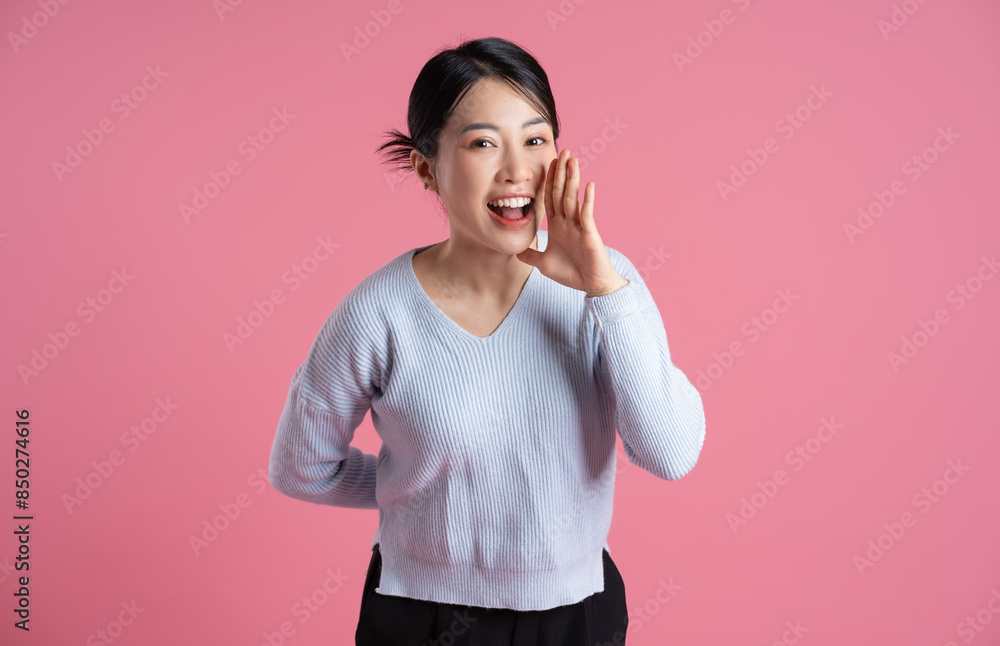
left=268, top=230, right=706, bottom=611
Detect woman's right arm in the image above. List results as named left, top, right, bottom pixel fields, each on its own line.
left=268, top=291, right=381, bottom=509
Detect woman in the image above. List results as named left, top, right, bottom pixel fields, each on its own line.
left=268, top=36, right=706, bottom=645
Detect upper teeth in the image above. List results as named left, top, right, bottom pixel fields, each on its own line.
left=489, top=197, right=532, bottom=208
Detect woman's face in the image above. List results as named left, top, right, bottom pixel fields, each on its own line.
left=423, top=78, right=558, bottom=256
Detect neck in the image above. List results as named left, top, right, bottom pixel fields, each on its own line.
left=426, top=233, right=538, bottom=299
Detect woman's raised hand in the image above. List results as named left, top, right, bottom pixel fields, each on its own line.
left=516, top=149, right=629, bottom=297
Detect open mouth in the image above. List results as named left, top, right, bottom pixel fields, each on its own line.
left=487, top=198, right=532, bottom=220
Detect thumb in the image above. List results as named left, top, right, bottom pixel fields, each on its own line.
left=516, top=246, right=543, bottom=268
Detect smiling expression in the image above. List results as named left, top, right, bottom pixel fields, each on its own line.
left=414, top=77, right=559, bottom=254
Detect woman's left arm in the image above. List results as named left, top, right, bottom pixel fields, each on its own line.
left=584, top=251, right=706, bottom=481
left=515, top=149, right=705, bottom=480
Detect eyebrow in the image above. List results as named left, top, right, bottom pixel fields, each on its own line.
left=459, top=116, right=549, bottom=135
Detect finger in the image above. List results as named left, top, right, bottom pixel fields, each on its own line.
left=516, top=246, right=542, bottom=268
left=580, top=181, right=595, bottom=231
left=534, top=162, right=547, bottom=224
left=543, top=156, right=557, bottom=223
left=552, top=149, right=570, bottom=219
left=564, top=157, right=581, bottom=225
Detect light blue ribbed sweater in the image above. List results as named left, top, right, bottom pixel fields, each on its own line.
left=268, top=230, right=706, bottom=611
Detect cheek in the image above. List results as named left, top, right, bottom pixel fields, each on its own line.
left=456, top=168, right=491, bottom=198
left=451, top=160, right=483, bottom=187
left=539, top=149, right=558, bottom=173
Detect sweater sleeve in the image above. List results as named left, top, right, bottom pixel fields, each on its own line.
left=268, top=288, right=381, bottom=508
left=584, top=248, right=706, bottom=481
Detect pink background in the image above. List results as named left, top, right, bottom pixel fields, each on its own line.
left=2, top=0, right=999, bottom=644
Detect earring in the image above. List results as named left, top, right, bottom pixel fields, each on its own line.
left=424, top=183, right=428, bottom=189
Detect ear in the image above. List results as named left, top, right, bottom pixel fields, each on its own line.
left=410, top=148, right=435, bottom=190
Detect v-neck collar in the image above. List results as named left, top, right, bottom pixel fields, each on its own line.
left=405, top=233, right=546, bottom=341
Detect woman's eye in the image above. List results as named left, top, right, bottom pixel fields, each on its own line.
left=471, top=137, right=547, bottom=148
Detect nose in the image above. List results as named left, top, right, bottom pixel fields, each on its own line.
left=497, top=144, right=532, bottom=185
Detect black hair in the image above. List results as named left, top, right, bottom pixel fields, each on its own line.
left=376, top=36, right=560, bottom=183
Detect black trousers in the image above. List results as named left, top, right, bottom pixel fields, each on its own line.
left=355, top=544, right=629, bottom=645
